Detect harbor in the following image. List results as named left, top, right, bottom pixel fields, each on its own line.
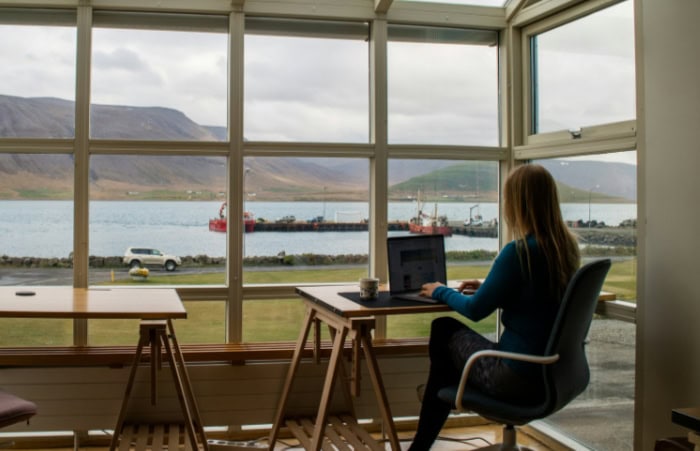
left=247, top=220, right=499, bottom=237
left=0, top=200, right=637, bottom=259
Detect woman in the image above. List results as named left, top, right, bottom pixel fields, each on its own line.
left=408, top=164, right=580, bottom=451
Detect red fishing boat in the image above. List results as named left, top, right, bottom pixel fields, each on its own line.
left=409, top=190, right=452, bottom=236
left=209, top=202, right=255, bottom=233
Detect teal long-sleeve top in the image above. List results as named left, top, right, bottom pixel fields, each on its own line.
left=431, top=235, right=559, bottom=378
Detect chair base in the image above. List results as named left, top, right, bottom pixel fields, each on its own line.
left=472, top=424, right=534, bottom=451
left=475, top=445, right=534, bottom=451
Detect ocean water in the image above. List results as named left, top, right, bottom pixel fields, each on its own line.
left=0, top=200, right=636, bottom=258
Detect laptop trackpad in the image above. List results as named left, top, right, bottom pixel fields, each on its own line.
left=392, top=292, right=438, bottom=303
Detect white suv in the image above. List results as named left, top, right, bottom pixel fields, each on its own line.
left=123, top=247, right=181, bottom=272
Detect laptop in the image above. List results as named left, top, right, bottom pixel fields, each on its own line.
left=387, top=234, right=447, bottom=304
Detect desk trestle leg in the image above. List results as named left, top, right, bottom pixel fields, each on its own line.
left=110, top=320, right=208, bottom=451
left=269, top=303, right=401, bottom=451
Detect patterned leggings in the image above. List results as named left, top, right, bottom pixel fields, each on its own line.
left=408, top=316, right=540, bottom=451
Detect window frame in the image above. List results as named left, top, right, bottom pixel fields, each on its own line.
left=513, top=0, right=637, bottom=315
left=518, top=0, right=636, bottom=159
left=0, top=0, right=511, bottom=347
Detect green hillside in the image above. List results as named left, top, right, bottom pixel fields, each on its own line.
left=389, top=161, right=625, bottom=204
left=390, top=161, right=499, bottom=201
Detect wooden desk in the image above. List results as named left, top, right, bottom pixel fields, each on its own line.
left=268, top=286, right=449, bottom=451
left=673, top=408, right=700, bottom=450
left=0, top=287, right=207, bottom=451
left=268, top=285, right=616, bottom=451
left=598, top=290, right=616, bottom=301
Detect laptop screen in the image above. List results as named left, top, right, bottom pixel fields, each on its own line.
left=387, top=234, right=447, bottom=294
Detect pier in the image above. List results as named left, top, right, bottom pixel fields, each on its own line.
left=248, top=222, right=635, bottom=247
left=253, top=221, right=411, bottom=232
left=252, top=220, right=499, bottom=237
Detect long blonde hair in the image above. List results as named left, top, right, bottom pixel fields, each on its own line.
left=503, top=164, right=580, bottom=298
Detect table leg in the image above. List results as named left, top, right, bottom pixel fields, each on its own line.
left=111, top=320, right=207, bottom=451
left=109, top=325, right=150, bottom=451
left=150, top=323, right=163, bottom=405
left=160, top=328, right=200, bottom=451
left=166, top=320, right=208, bottom=451
left=310, top=324, right=349, bottom=451
left=359, top=325, right=400, bottom=451
left=313, top=318, right=321, bottom=364
left=326, top=325, right=356, bottom=421
left=268, top=307, right=317, bottom=450
left=688, top=431, right=700, bottom=451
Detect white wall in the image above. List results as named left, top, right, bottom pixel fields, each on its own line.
left=635, top=0, right=700, bottom=448
left=1, top=356, right=429, bottom=434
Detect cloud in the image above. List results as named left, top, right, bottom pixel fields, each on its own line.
left=93, top=47, right=151, bottom=71
left=535, top=1, right=634, bottom=58
left=91, top=28, right=228, bottom=125
left=0, top=4, right=636, bottom=161
left=0, top=25, right=76, bottom=99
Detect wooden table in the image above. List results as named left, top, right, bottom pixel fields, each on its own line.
left=0, top=287, right=207, bottom=451
left=267, top=285, right=617, bottom=451
left=672, top=408, right=700, bottom=450
left=268, top=285, right=450, bottom=451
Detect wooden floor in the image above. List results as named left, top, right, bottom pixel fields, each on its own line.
left=9, top=423, right=556, bottom=451
left=392, top=423, right=554, bottom=450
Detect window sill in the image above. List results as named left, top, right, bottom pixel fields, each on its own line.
left=0, top=338, right=428, bottom=367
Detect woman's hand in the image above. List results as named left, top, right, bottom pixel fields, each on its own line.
left=458, top=279, right=482, bottom=294
left=420, top=282, right=445, bottom=298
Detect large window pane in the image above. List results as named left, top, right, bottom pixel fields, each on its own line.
left=0, top=18, right=77, bottom=138
left=531, top=1, right=635, bottom=133
left=534, top=152, right=637, bottom=449
left=388, top=25, right=499, bottom=146
left=535, top=153, right=637, bottom=301
left=243, top=298, right=306, bottom=343
left=241, top=157, right=370, bottom=285
left=89, top=300, right=225, bottom=345
left=244, top=19, right=369, bottom=142
left=88, top=155, right=227, bottom=287
left=91, top=15, right=227, bottom=140
left=386, top=159, right=500, bottom=338
left=546, top=317, right=635, bottom=449
left=0, top=153, right=74, bottom=345
left=0, top=153, right=74, bottom=266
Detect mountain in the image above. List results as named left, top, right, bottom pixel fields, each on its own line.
left=539, top=159, right=636, bottom=201
left=0, top=95, right=636, bottom=202
left=0, top=94, right=220, bottom=140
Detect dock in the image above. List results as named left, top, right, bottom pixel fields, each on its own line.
left=254, top=222, right=410, bottom=232
left=252, top=221, right=498, bottom=237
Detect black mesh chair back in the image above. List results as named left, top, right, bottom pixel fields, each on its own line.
left=543, top=258, right=612, bottom=415
left=436, top=258, right=612, bottom=448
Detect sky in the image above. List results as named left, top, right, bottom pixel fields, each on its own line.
left=0, top=1, right=635, bottom=164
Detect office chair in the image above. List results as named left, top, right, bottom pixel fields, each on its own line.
left=0, top=389, right=37, bottom=429
left=437, top=258, right=612, bottom=450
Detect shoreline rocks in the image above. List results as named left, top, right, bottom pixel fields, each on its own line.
left=0, top=227, right=636, bottom=269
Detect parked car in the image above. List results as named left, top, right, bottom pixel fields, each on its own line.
left=123, top=247, right=181, bottom=272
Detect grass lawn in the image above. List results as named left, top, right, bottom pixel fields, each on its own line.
left=0, top=258, right=636, bottom=346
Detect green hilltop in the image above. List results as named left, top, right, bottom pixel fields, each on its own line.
left=389, top=161, right=626, bottom=204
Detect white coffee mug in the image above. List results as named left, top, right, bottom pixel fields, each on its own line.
left=359, top=277, right=380, bottom=301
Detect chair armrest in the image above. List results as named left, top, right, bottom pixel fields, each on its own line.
left=454, top=349, right=560, bottom=411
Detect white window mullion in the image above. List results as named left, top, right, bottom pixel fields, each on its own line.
left=227, top=10, right=245, bottom=344
left=73, top=4, right=92, bottom=345
left=369, top=17, right=388, bottom=339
